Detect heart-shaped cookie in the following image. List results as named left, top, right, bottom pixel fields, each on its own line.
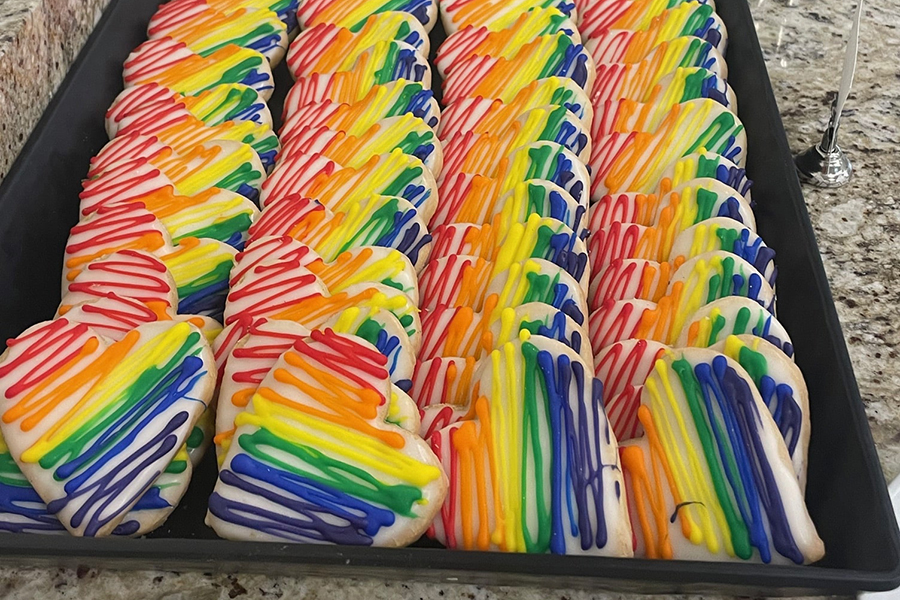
left=675, top=296, right=794, bottom=358
left=124, top=37, right=275, bottom=99
left=232, top=236, right=419, bottom=303
left=207, top=329, right=447, bottom=545
left=442, top=36, right=595, bottom=105
left=259, top=150, right=437, bottom=219
left=215, top=313, right=417, bottom=456
left=440, top=0, right=575, bottom=34
left=435, top=8, right=579, bottom=77
left=279, top=114, right=442, bottom=175
left=438, top=77, right=592, bottom=141
left=279, top=81, right=440, bottom=137
left=430, top=214, right=588, bottom=293
left=147, top=8, right=289, bottom=66
left=286, top=13, right=430, bottom=80
left=296, top=0, right=439, bottom=32
left=0, top=319, right=215, bottom=536
left=435, top=144, right=591, bottom=229
left=161, top=237, right=238, bottom=320
left=106, top=83, right=272, bottom=138
left=588, top=179, right=756, bottom=235
left=420, top=256, right=587, bottom=325
left=428, top=335, right=633, bottom=555
left=589, top=100, right=745, bottom=197
left=619, top=347, right=823, bottom=563
left=86, top=134, right=266, bottom=202
left=249, top=194, right=432, bottom=271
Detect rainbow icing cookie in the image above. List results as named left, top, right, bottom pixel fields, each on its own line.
left=589, top=32, right=726, bottom=74
left=587, top=14, right=727, bottom=66
left=431, top=180, right=587, bottom=241
left=419, top=255, right=588, bottom=325
left=665, top=250, right=775, bottom=328
left=588, top=213, right=774, bottom=284
left=594, top=338, right=669, bottom=440
left=442, top=36, right=596, bottom=105
left=124, top=38, right=275, bottom=99
left=435, top=8, right=579, bottom=77
left=654, top=151, right=752, bottom=199
left=147, top=7, right=289, bottom=66
left=207, top=329, right=447, bottom=545
left=439, top=0, right=577, bottom=34
left=161, top=237, right=238, bottom=319
left=278, top=114, right=443, bottom=175
left=223, top=262, right=422, bottom=347
left=86, top=135, right=267, bottom=201
left=232, top=236, right=419, bottom=303
left=296, top=0, right=440, bottom=32
left=710, top=335, right=809, bottom=488
left=619, top=347, right=823, bottom=563
left=58, top=250, right=178, bottom=316
left=674, top=296, right=794, bottom=358
left=440, top=106, right=591, bottom=177
left=151, top=0, right=301, bottom=33
left=430, top=214, right=589, bottom=292
left=437, top=142, right=591, bottom=224
left=589, top=258, right=672, bottom=308
left=63, top=203, right=175, bottom=286
left=587, top=254, right=777, bottom=354
left=103, top=113, right=279, bottom=171
left=592, top=94, right=737, bottom=146
left=87, top=186, right=258, bottom=250
left=589, top=103, right=746, bottom=201
left=438, top=77, right=593, bottom=140
left=588, top=297, right=658, bottom=354
left=668, top=217, right=775, bottom=284
left=106, top=83, right=272, bottom=138
left=589, top=178, right=756, bottom=233
left=259, top=150, right=437, bottom=218
left=280, top=81, right=440, bottom=136
left=286, top=13, right=430, bottom=80
left=581, top=0, right=723, bottom=47
left=0, top=320, right=215, bottom=536
left=591, top=65, right=735, bottom=115
left=589, top=250, right=774, bottom=337
left=215, top=312, right=418, bottom=449
left=285, top=42, right=432, bottom=109
left=248, top=194, right=432, bottom=270
left=439, top=30, right=586, bottom=80
left=214, top=314, right=416, bottom=457
left=289, top=39, right=432, bottom=85
left=428, top=335, right=633, bottom=555
left=419, top=301, right=592, bottom=365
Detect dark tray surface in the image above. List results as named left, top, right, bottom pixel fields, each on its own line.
left=0, top=0, right=897, bottom=594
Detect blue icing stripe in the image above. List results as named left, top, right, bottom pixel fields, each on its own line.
left=210, top=451, right=395, bottom=543
left=537, top=347, right=609, bottom=553
left=178, top=280, right=230, bottom=320
left=43, top=349, right=206, bottom=536
left=0, top=480, right=65, bottom=533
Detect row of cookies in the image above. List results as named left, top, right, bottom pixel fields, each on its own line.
left=0, top=0, right=303, bottom=536
left=408, top=3, right=638, bottom=555
left=580, top=0, right=825, bottom=563
left=203, top=3, right=452, bottom=545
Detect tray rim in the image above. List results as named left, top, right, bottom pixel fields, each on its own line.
left=0, top=0, right=898, bottom=593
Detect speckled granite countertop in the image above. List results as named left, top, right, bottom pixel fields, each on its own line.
left=0, top=0, right=898, bottom=597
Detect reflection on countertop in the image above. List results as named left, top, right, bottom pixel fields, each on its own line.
left=0, top=0, right=898, bottom=598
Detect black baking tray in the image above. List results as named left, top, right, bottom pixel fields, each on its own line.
left=0, top=0, right=898, bottom=594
